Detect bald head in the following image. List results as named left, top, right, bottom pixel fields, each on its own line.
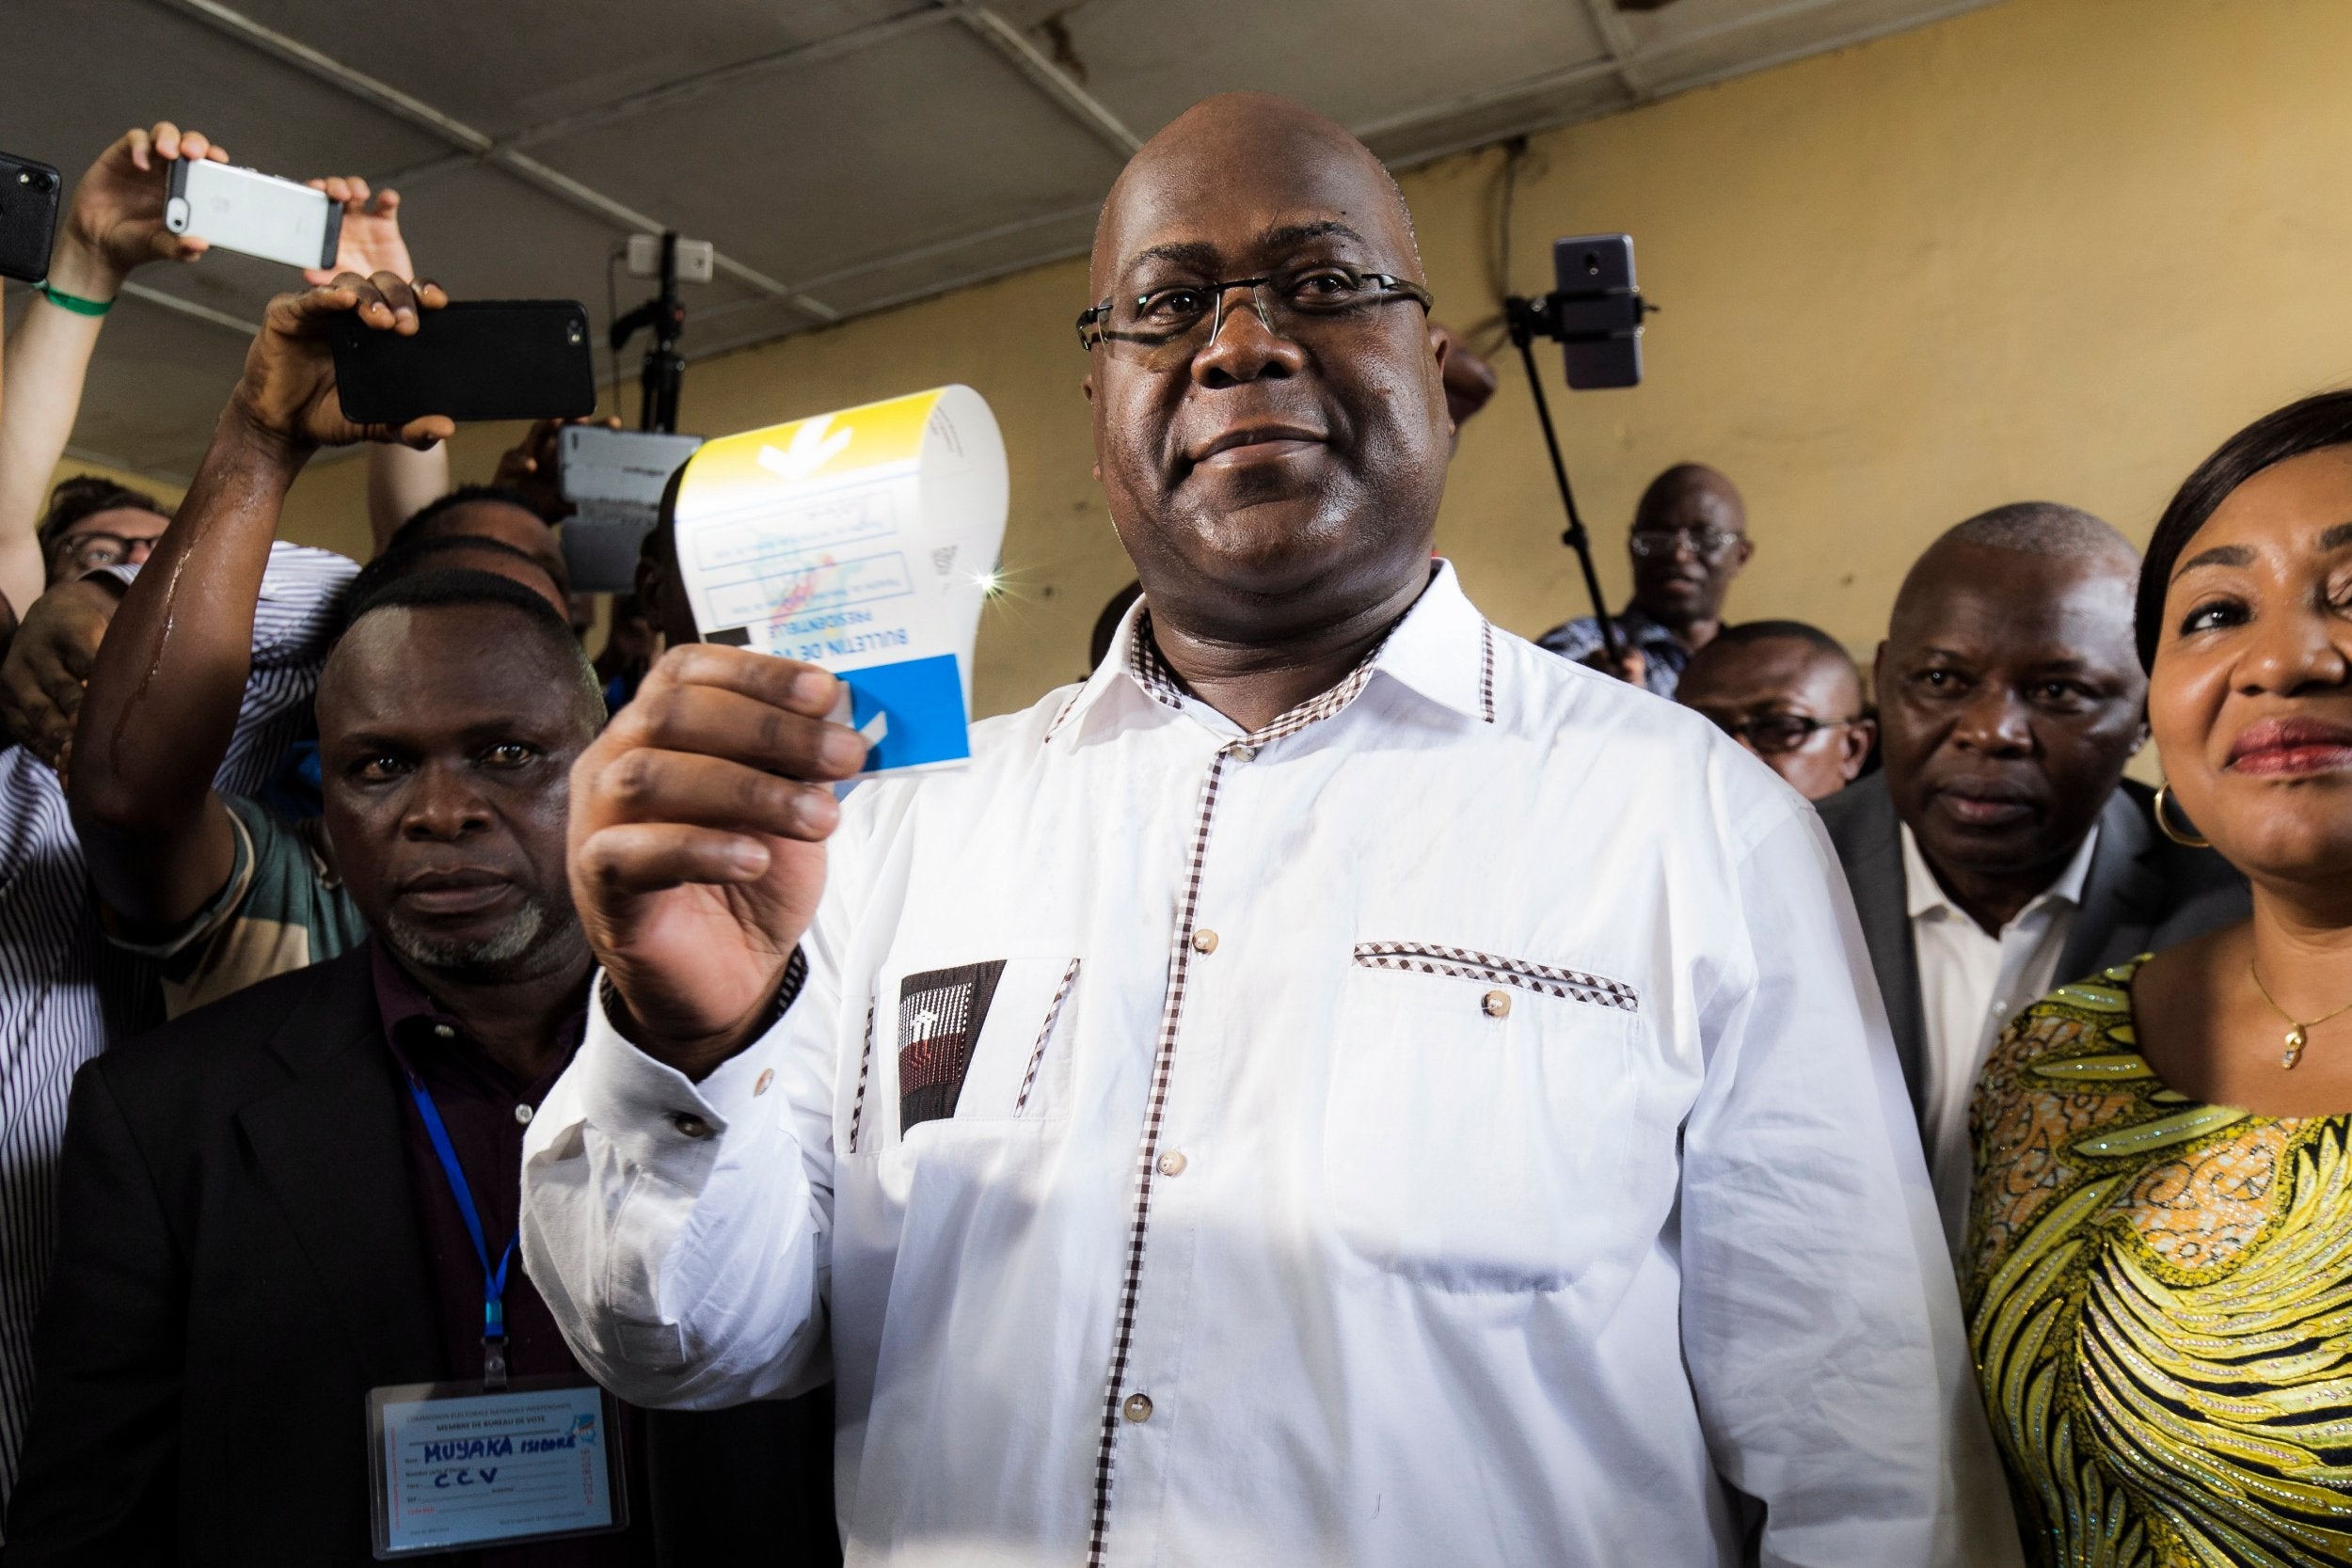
left=1891, top=502, right=2138, bottom=637
left=1091, top=93, right=1422, bottom=298
left=1635, top=463, right=1744, bottom=533
left=1081, top=91, right=1452, bottom=660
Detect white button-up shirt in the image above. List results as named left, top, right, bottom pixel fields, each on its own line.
left=1902, top=822, right=2097, bottom=1246
left=523, top=564, right=2011, bottom=1568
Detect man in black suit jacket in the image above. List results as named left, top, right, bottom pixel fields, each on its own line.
left=1818, top=504, right=2247, bottom=1243
left=6, top=289, right=837, bottom=1562
left=5, top=947, right=834, bottom=1567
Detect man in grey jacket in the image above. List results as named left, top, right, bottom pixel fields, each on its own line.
left=1819, top=502, right=2247, bottom=1243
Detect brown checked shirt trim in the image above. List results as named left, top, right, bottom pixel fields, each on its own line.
left=1083, top=607, right=1393, bottom=1565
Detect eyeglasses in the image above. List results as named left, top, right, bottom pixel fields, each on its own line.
left=1706, top=711, right=1867, bottom=755
left=54, top=530, right=159, bottom=572
left=1629, top=527, right=1742, bottom=562
left=1076, top=264, right=1434, bottom=356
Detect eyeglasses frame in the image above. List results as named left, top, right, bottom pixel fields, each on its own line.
left=1628, top=526, right=1745, bottom=562
left=1711, top=711, right=1872, bottom=755
left=1076, top=268, right=1434, bottom=353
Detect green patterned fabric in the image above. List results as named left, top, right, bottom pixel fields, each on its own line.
left=1964, top=958, right=2352, bottom=1566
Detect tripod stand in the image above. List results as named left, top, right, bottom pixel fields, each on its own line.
left=1501, top=280, right=1655, bottom=671
left=611, top=231, right=688, bottom=434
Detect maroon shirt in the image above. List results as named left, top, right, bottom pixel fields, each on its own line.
left=373, top=942, right=656, bottom=1568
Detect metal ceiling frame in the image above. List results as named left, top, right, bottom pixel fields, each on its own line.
left=1579, top=0, right=1651, bottom=103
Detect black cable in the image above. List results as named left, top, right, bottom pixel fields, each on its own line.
left=603, top=245, right=625, bottom=420
left=1464, top=136, right=1531, bottom=356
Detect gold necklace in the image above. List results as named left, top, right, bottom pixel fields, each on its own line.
left=2249, top=961, right=2352, bottom=1069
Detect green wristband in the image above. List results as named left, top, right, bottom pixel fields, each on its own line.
left=35, top=281, right=114, bottom=317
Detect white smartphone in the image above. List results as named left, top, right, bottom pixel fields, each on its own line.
left=165, top=160, right=340, bottom=271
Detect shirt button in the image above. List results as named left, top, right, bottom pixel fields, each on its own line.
left=1157, top=1150, right=1187, bottom=1177
left=513, top=1103, right=533, bottom=1126
left=1225, top=742, right=1257, bottom=762
left=668, top=1112, right=714, bottom=1139
left=1482, top=990, right=1512, bottom=1019
left=1121, top=1393, right=1153, bottom=1423
left=432, top=1023, right=455, bottom=1039
left=1191, top=929, right=1218, bottom=954
left=755, top=1069, right=775, bottom=1097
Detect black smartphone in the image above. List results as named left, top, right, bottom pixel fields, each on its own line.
left=0, top=152, right=64, bottom=283
left=329, top=300, right=596, bottom=424
left=1552, top=233, right=1642, bottom=390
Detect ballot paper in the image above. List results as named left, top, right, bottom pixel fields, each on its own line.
left=672, top=386, right=1009, bottom=776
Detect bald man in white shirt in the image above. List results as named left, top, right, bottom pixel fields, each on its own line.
left=522, top=93, right=2017, bottom=1568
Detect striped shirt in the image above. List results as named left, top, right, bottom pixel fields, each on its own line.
left=0, top=542, right=355, bottom=1528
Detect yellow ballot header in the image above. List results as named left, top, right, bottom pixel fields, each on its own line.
left=671, top=386, right=1009, bottom=775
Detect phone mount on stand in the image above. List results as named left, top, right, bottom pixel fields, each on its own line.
left=1502, top=283, right=1657, bottom=670
left=610, top=231, right=688, bottom=435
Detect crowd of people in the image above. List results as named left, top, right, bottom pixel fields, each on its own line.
left=0, top=91, right=2343, bottom=1567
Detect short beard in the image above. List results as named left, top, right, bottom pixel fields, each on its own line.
left=382, top=900, right=567, bottom=984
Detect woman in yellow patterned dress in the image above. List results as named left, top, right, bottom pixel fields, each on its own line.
left=1965, top=392, right=2352, bottom=1567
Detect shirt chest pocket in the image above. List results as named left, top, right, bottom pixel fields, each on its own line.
left=1323, top=942, right=1646, bottom=1291
left=853, top=955, right=1083, bottom=1150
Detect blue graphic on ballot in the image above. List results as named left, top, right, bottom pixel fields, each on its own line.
left=843, top=653, right=970, bottom=770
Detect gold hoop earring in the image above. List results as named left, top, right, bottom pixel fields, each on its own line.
left=2153, top=783, right=2211, bottom=849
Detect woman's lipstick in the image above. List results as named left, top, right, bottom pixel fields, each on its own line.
left=2226, top=716, right=2352, bottom=777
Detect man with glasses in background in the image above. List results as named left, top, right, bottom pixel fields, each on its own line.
left=521, top=91, right=2012, bottom=1566
left=1539, top=461, right=1751, bottom=696
left=32, top=478, right=170, bottom=581
left=1677, top=619, right=1876, bottom=801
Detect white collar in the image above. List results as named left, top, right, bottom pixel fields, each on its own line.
left=1900, top=817, right=2101, bottom=930
left=1045, top=559, right=1494, bottom=746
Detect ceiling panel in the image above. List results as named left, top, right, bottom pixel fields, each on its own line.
left=219, top=0, right=933, bottom=139
left=1054, top=0, right=1615, bottom=142
left=0, top=0, right=450, bottom=182
left=528, top=23, right=1126, bottom=296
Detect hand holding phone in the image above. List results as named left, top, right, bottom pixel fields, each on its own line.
left=302, top=176, right=408, bottom=286
left=230, top=276, right=456, bottom=451
left=40, top=122, right=228, bottom=296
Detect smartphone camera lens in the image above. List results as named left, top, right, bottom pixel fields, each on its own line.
left=1581, top=251, right=1600, bottom=276
left=566, top=323, right=584, bottom=346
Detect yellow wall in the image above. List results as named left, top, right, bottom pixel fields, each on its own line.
left=210, top=0, right=2352, bottom=721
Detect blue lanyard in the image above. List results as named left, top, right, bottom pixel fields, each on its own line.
left=405, top=1071, right=516, bottom=1389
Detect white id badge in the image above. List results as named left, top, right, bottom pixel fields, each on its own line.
left=367, top=1376, right=628, bottom=1558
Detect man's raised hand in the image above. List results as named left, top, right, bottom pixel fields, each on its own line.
left=0, top=580, right=117, bottom=772
left=304, top=177, right=411, bottom=286
left=49, top=122, right=228, bottom=299
left=228, top=275, right=454, bottom=451
left=570, top=645, right=870, bottom=1078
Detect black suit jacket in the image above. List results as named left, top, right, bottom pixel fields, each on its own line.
left=1818, top=774, right=2249, bottom=1126
left=4, top=948, right=836, bottom=1567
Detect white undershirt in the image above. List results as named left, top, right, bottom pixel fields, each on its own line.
left=1904, top=823, right=2100, bottom=1248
